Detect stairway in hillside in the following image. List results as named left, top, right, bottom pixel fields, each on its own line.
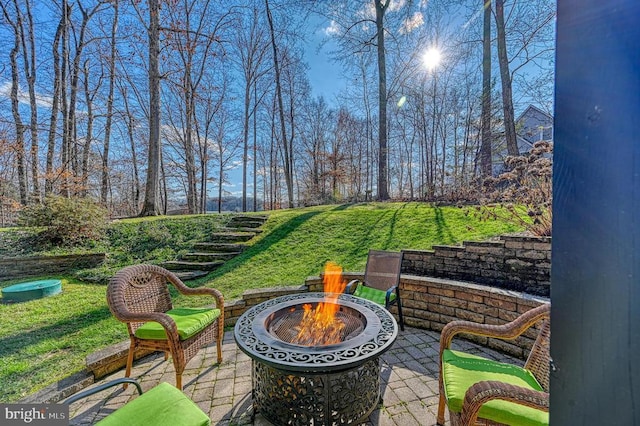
left=163, top=215, right=268, bottom=280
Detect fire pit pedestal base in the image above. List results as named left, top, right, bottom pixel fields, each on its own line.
left=254, top=358, right=380, bottom=425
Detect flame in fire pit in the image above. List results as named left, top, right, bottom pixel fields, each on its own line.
left=294, top=262, right=347, bottom=346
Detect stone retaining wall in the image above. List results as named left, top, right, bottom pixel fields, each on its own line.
left=225, top=272, right=548, bottom=360
left=402, top=235, right=551, bottom=297
left=0, top=253, right=106, bottom=280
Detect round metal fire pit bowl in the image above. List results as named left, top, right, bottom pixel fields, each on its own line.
left=1, top=279, right=62, bottom=303
left=234, top=292, right=398, bottom=426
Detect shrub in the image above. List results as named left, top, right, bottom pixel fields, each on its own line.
left=476, top=141, right=553, bottom=236
left=18, top=196, right=108, bottom=247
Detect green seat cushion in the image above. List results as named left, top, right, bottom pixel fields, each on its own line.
left=134, top=307, right=220, bottom=341
left=442, top=349, right=548, bottom=426
left=97, top=382, right=210, bottom=426
left=353, top=283, right=396, bottom=306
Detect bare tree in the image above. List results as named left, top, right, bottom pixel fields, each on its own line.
left=101, top=0, right=118, bottom=204
left=373, top=0, right=390, bottom=200
left=495, top=0, right=555, bottom=158
left=139, top=0, right=161, bottom=216
left=1, top=0, right=27, bottom=204
left=495, top=0, right=517, bottom=157
left=233, top=5, right=269, bottom=212
left=163, top=0, right=232, bottom=213
left=264, top=0, right=294, bottom=208
left=17, top=0, right=39, bottom=200
left=479, top=0, right=492, bottom=177
left=45, top=11, right=65, bottom=196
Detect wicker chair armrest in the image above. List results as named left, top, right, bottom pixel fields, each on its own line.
left=116, top=311, right=180, bottom=341
left=439, top=303, right=550, bottom=351
left=163, top=269, right=224, bottom=310
left=459, top=380, right=549, bottom=425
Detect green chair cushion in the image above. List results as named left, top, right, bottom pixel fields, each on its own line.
left=442, top=349, right=548, bottom=426
left=96, top=382, right=210, bottom=426
left=134, top=307, right=220, bottom=341
left=353, top=283, right=396, bottom=306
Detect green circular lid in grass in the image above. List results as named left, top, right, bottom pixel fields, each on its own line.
left=1, top=279, right=62, bottom=303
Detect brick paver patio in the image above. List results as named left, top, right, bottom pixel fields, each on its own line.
left=68, top=327, right=520, bottom=425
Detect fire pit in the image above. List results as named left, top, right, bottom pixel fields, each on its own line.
left=234, top=292, right=398, bottom=425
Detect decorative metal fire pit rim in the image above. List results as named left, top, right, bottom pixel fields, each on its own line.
left=234, top=292, right=398, bottom=373
left=252, top=296, right=379, bottom=349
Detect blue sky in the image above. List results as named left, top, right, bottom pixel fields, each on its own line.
left=305, top=19, right=348, bottom=105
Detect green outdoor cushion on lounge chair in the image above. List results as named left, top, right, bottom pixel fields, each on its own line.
left=134, top=307, right=221, bottom=340
left=442, top=349, right=549, bottom=426
left=353, top=283, right=397, bottom=306
left=95, top=382, right=210, bottom=426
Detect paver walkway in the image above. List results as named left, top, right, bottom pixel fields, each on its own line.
left=68, top=327, right=521, bottom=425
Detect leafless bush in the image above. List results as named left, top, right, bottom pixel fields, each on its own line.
left=475, top=141, right=553, bottom=236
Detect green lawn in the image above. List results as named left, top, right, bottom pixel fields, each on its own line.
left=0, top=202, right=522, bottom=402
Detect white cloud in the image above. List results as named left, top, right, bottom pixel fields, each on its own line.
left=0, top=80, right=53, bottom=109
left=400, top=11, right=424, bottom=34
left=324, top=20, right=341, bottom=36
left=388, top=0, right=407, bottom=13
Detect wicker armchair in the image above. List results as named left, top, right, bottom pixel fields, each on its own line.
left=437, top=303, right=550, bottom=426
left=107, top=264, right=224, bottom=390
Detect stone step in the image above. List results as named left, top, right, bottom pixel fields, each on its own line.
left=229, top=214, right=267, bottom=223
left=219, top=227, right=263, bottom=234
left=193, top=242, right=247, bottom=253
left=210, top=232, right=256, bottom=243
left=227, top=219, right=267, bottom=229
left=162, top=260, right=224, bottom=271
left=182, top=252, right=240, bottom=262
left=174, top=270, right=210, bottom=281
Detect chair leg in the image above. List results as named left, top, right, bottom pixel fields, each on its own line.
left=123, top=340, right=136, bottom=389
left=437, top=392, right=446, bottom=425
left=175, top=372, right=183, bottom=390
left=397, top=297, right=405, bottom=331
left=217, top=321, right=223, bottom=364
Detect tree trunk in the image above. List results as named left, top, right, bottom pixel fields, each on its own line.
left=374, top=0, right=389, bottom=200
left=60, top=0, right=70, bottom=196
left=45, top=15, right=64, bottom=195
left=19, top=0, right=39, bottom=200
left=140, top=0, right=161, bottom=216
left=184, top=80, right=197, bottom=213
left=265, top=0, right=294, bottom=208
left=120, top=85, right=140, bottom=212
left=495, top=0, right=519, bottom=157
left=102, top=0, right=118, bottom=205
left=253, top=83, right=258, bottom=212
left=81, top=59, right=93, bottom=196
left=217, top=141, right=224, bottom=213
left=480, top=0, right=493, bottom=177
left=2, top=3, right=27, bottom=204
left=242, top=82, right=250, bottom=212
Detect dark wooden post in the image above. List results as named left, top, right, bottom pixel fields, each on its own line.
left=551, top=0, right=640, bottom=424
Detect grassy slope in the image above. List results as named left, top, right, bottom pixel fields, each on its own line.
left=205, top=202, right=520, bottom=300
left=0, top=202, right=521, bottom=402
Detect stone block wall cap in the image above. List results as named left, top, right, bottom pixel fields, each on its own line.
left=432, top=245, right=465, bottom=251
left=500, top=235, right=551, bottom=243
left=462, top=240, right=506, bottom=248
left=401, top=248, right=435, bottom=255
